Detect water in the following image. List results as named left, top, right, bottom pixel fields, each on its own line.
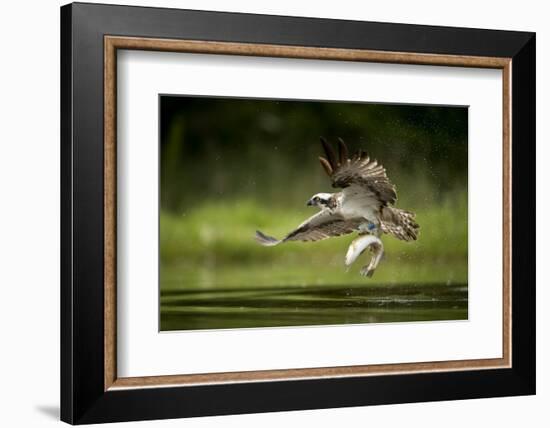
left=160, top=283, right=468, bottom=331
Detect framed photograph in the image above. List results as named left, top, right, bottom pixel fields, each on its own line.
left=60, top=2, right=535, bottom=424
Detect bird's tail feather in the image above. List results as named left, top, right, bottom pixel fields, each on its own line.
left=255, top=230, right=281, bottom=246
left=380, top=207, right=419, bottom=241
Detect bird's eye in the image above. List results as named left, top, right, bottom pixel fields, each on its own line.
left=314, top=197, right=319, bottom=202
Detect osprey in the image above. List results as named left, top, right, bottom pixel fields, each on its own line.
left=255, top=138, right=419, bottom=277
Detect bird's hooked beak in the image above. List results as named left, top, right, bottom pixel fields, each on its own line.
left=306, top=198, right=315, bottom=207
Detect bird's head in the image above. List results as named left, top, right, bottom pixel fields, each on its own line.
left=306, top=193, right=333, bottom=208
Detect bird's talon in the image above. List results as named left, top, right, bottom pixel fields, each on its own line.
left=360, top=266, right=374, bottom=277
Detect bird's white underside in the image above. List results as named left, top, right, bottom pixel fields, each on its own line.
left=339, top=185, right=380, bottom=225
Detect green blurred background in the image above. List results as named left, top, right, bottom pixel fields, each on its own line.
left=159, top=95, right=468, bottom=331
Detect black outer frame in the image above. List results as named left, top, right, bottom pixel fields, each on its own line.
left=60, top=2, right=535, bottom=424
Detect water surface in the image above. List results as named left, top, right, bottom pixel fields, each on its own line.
left=160, top=283, right=468, bottom=331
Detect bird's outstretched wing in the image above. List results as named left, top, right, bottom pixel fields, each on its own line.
left=255, top=209, right=362, bottom=246
left=319, top=138, right=397, bottom=205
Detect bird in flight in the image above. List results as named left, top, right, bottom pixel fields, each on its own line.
left=255, top=138, right=419, bottom=277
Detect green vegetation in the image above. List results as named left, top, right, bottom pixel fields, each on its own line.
left=160, top=188, right=467, bottom=290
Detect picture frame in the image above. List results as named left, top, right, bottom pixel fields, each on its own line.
left=60, top=2, right=535, bottom=424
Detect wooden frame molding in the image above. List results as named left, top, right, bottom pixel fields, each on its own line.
left=104, top=35, right=512, bottom=391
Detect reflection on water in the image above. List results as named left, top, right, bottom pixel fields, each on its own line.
left=160, top=284, right=468, bottom=331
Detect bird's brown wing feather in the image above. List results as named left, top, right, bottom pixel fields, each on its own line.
left=319, top=138, right=397, bottom=205
left=284, top=217, right=363, bottom=243
left=255, top=210, right=362, bottom=246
